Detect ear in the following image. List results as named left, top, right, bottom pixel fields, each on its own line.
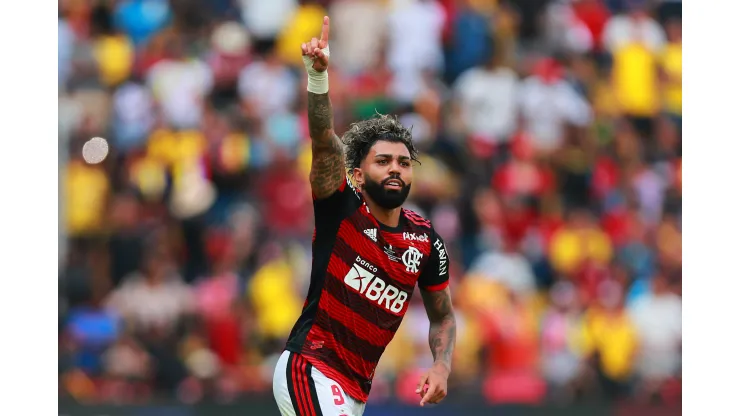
left=352, top=167, right=364, bottom=188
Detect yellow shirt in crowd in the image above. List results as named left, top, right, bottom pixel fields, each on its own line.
left=147, top=129, right=207, bottom=167
left=129, top=156, right=168, bottom=201
left=660, top=42, right=682, bottom=115
left=613, top=42, right=659, bottom=117
left=578, top=308, right=639, bottom=381
left=93, top=35, right=135, bottom=87
left=147, top=129, right=207, bottom=185
left=549, top=227, right=613, bottom=275
left=249, top=258, right=302, bottom=339
left=65, top=160, right=110, bottom=236
left=277, top=4, right=327, bottom=67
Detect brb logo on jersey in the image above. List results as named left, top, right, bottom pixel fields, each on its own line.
left=344, top=256, right=409, bottom=314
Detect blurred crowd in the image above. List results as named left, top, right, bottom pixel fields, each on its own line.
left=58, top=0, right=682, bottom=407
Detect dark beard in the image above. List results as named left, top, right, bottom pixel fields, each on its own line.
left=363, top=175, right=411, bottom=209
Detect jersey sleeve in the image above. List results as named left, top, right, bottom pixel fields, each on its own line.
left=313, top=174, right=363, bottom=228
left=418, top=229, right=450, bottom=291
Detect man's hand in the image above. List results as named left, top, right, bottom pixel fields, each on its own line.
left=301, top=16, right=330, bottom=73
left=416, top=363, right=450, bottom=406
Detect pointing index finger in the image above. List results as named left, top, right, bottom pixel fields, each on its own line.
left=319, top=16, right=330, bottom=44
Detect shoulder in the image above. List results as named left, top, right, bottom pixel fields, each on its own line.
left=404, top=209, right=450, bottom=287
left=402, top=208, right=432, bottom=230
left=401, top=208, right=444, bottom=251
left=313, top=174, right=363, bottom=224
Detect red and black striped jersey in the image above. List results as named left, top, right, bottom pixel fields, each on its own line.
left=285, top=176, right=450, bottom=403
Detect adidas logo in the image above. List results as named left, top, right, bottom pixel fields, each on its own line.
left=364, top=228, right=377, bottom=242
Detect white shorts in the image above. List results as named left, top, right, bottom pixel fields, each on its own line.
left=273, top=350, right=367, bottom=416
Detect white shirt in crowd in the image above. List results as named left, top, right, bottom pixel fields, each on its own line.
left=239, top=0, right=297, bottom=40
left=632, top=165, right=668, bottom=227
left=329, top=0, right=387, bottom=74
left=453, top=66, right=520, bottom=143
left=59, top=19, right=75, bottom=89
left=544, top=0, right=595, bottom=54
left=469, top=251, right=537, bottom=297
left=112, top=81, right=156, bottom=148
left=602, top=13, right=666, bottom=54
left=147, top=59, right=214, bottom=130
left=518, top=76, right=592, bottom=151
left=238, top=60, right=298, bottom=119
left=106, top=272, right=195, bottom=333
left=386, top=0, right=446, bottom=102
left=629, top=291, right=682, bottom=379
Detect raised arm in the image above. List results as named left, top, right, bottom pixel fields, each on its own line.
left=301, top=16, right=346, bottom=199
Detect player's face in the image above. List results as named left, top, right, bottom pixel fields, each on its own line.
left=354, top=140, right=413, bottom=209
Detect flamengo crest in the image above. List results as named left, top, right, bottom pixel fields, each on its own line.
left=402, top=246, right=423, bottom=274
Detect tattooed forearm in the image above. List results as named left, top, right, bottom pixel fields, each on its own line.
left=429, top=315, right=456, bottom=371
left=421, top=287, right=456, bottom=372
left=307, top=92, right=334, bottom=144
left=307, top=92, right=345, bottom=199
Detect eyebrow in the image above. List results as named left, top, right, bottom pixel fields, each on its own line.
left=375, top=154, right=411, bottom=161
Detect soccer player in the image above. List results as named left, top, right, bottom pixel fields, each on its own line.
left=272, top=16, right=456, bottom=416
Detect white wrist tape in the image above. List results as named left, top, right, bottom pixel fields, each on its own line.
left=302, top=46, right=330, bottom=94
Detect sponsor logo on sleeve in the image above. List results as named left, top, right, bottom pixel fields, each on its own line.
left=434, top=238, right=448, bottom=276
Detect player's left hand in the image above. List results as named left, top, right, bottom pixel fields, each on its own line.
left=416, top=363, right=449, bottom=406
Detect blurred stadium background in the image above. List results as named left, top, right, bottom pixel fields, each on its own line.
left=58, top=0, right=681, bottom=414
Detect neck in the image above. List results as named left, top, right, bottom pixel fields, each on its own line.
left=363, top=192, right=402, bottom=228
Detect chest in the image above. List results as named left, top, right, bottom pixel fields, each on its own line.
left=336, top=210, right=432, bottom=289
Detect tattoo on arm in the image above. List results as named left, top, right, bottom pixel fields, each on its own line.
left=308, top=92, right=345, bottom=199
left=421, top=287, right=456, bottom=372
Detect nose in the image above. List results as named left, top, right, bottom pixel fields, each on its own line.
left=388, top=160, right=401, bottom=175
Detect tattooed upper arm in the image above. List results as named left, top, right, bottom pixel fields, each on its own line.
left=308, top=92, right=346, bottom=199
left=420, top=287, right=454, bottom=322
left=310, top=133, right=345, bottom=199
